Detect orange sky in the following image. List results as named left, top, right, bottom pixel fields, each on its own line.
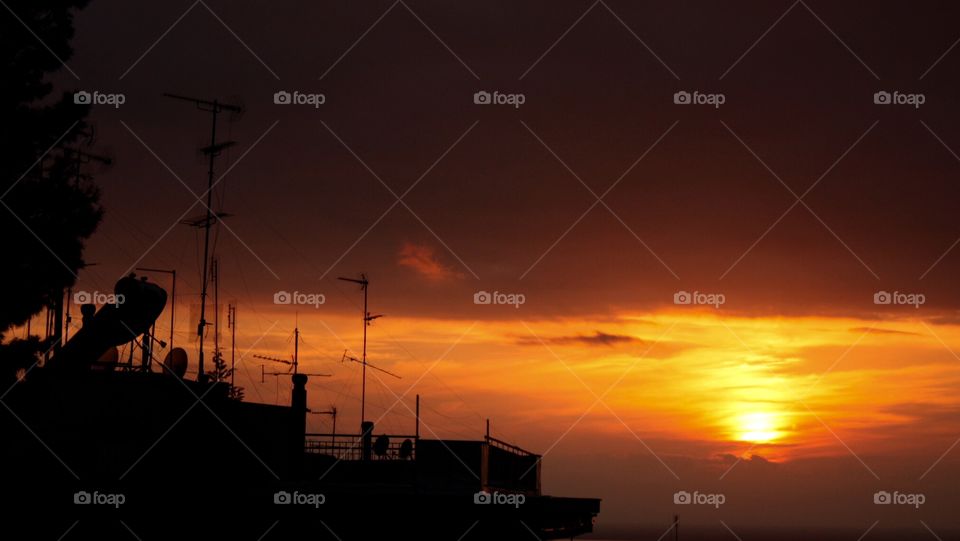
left=107, top=304, right=960, bottom=470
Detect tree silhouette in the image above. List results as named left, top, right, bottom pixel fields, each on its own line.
left=210, top=349, right=245, bottom=401
left=1, top=0, right=100, bottom=377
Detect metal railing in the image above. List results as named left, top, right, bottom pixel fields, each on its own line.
left=485, top=435, right=538, bottom=457
left=304, top=433, right=417, bottom=461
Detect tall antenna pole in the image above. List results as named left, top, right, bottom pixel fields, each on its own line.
left=229, top=303, right=236, bottom=389
left=338, top=274, right=383, bottom=427
left=163, top=92, right=242, bottom=384
left=213, top=257, right=220, bottom=381
left=294, top=324, right=299, bottom=375
left=361, top=282, right=367, bottom=423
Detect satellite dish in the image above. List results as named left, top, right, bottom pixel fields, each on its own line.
left=163, top=347, right=188, bottom=378
left=93, top=347, right=118, bottom=371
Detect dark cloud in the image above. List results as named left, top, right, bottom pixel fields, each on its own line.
left=516, top=330, right=642, bottom=347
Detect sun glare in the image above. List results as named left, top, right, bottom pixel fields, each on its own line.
left=736, top=411, right=784, bottom=443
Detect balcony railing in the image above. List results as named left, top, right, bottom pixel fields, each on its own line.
left=304, top=433, right=417, bottom=461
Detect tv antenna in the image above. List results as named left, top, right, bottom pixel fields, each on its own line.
left=164, top=92, right=243, bottom=383
left=310, top=405, right=338, bottom=447
left=341, top=350, right=401, bottom=380
left=338, top=274, right=391, bottom=426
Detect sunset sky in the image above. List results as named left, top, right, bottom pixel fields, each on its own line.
left=21, top=0, right=960, bottom=532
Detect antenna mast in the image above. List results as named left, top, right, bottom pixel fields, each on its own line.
left=337, top=274, right=384, bottom=426
left=164, top=92, right=242, bottom=383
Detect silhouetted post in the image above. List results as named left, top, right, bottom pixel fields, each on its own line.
left=415, top=394, right=420, bottom=440
left=361, top=421, right=374, bottom=461
left=290, top=373, right=308, bottom=477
